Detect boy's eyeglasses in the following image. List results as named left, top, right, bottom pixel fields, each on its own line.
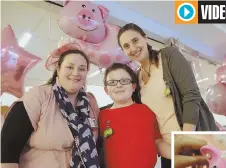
left=105, top=78, right=133, bottom=86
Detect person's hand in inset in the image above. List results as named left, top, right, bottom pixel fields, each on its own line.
left=174, top=135, right=209, bottom=168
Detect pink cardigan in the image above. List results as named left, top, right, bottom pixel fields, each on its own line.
left=2, top=85, right=100, bottom=168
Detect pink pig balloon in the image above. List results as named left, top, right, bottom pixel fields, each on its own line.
left=57, top=0, right=139, bottom=70
left=1, top=25, right=42, bottom=98
left=200, top=145, right=226, bottom=168
left=206, top=83, right=226, bottom=116
left=58, top=1, right=109, bottom=44
left=216, top=65, right=226, bottom=84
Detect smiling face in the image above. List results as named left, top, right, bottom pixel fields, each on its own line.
left=104, top=68, right=136, bottom=104
left=57, top=53, right=89, bottom=94
left=119, top=30, right=149, bottom=63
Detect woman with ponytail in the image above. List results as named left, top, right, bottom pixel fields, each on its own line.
left=117, top=23, right=219, bottom=167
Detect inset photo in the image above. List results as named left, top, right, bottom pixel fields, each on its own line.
left=172, top=132, right=226, bottom=168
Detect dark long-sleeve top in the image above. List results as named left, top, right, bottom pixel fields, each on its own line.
left=1, top=102, right=34, bottom=163
left=160, top=46, right=219, bottom=131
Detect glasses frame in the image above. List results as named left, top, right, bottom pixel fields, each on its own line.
left=105, top=78, right=133, bottom=86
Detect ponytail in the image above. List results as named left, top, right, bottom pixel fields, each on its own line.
left=132, top=75, right=142, bottom=104
left=147, top=44, right=159, bottom=67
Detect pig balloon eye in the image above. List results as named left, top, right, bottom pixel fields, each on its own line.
left=92, top=9, right=95, bottom=12
left=82, top=4, right=86, bottom=8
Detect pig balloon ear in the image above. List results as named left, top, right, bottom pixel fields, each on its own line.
left=97, top=5, right=110, bottom=21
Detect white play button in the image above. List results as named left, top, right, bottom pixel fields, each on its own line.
left=177, top=3, right=195, bottom=21
left=184, top=7, right=190, bottom=17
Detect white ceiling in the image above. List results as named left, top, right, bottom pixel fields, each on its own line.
left=1, top=1, right=226, bottom=88
left=119, top=1, right=226, bottom=48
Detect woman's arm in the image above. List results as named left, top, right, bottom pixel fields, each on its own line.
left=167, top=47, right=201, bottom=131
left=96, top=126, right=106, bottom=168
left=156, top=139, right=171, bottom=159
left=1, top=102, right=34, bottom=168
left=183, top=123, right=196, bottom=131
left=154, top=115, right=171, bottom=159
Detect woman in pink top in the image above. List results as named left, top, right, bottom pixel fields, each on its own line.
left=1, top=45, right=101, bottom=168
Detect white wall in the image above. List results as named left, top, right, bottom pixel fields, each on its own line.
left=86, top=85, right=113, bottom=107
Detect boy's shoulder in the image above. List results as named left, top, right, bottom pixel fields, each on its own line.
left=134, top=103, right=151, bottom=110
left=99, top=103, right=154, bottom=113
left=99, top=104, right=112, bottom=116
left=99, top=103, right=113, bottom=111
left=134, top=104, right=156, bottom=117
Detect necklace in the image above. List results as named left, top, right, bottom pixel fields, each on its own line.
left=142, top=62, right=151, bottom=77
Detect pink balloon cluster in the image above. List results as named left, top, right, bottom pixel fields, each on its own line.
left=206, top=56, right=226, bottom=116
left=1, top=25, right=42, bottom=98
left=55, top=0, right=139, bottom=71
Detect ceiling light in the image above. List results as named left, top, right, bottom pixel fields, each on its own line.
left=214, top=24, right=226, bottom=33
left=25, top=86, right=33, bottom=92
left=197, top=77, right=209, bottom=83
left=18, top=32, right=32, bottom=47
left=88, top=68, right=106, bottom=78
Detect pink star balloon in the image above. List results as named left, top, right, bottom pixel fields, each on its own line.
left=1, top=25, right=42, bottom=98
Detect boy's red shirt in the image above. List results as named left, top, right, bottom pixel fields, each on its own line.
left=99, top=103, right=162, bottom=168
